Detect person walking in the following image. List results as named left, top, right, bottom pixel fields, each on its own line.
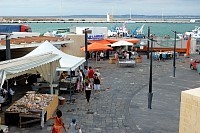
left=100, top=51, right=104, bottom=62
left=88, top=66, right=94, bottom=88
left=93, top=73, right=100, bottom=94
left=85, top=82, right=92, bottom=103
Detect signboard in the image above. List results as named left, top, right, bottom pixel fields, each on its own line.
left=87, top=34, right=104, bottom=40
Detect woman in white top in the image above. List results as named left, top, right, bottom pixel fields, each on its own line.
left=85, top=82, right=91, bottom=103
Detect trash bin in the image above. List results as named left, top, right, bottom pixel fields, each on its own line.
left=58, top=96, right=65, bottom=105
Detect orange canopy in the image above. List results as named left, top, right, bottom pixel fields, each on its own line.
left=186, top=36, right=191, bottom=56
left=89, top=40, right=111, bottom=45
left=106, top=38, right=140, bottom=44
left=81, top=42, right=113, bottom=52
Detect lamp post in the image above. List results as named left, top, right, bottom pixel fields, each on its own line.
left=84, top=28, right=89, bottom=67
left=147, top=27, right=150, bottom=59
left=148, top=35, right=154, bottom=109
left=172, top=31, right=177, bottom=77
left=0, top=33, right=11, bottom=60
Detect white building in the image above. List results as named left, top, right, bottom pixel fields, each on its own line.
left=70, top=27, right=108, bottom=40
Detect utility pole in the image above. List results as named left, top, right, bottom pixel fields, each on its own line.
left=6, top=35, right=11, bottom=60
left=147, top=27, right=150, bottom=59
left=148, top=35, right=155, bottom=109
left=84, top=28, right=89, bottom=67
left=172, top=31, right=177, bottom=77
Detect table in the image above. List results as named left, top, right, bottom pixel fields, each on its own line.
left=118, top=60, right=136, bottom=67
left=5, top=94, right=58, bottom=128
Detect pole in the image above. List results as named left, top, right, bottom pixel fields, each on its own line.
left=147, top=27, right=150, bottom=59
left=69, top=68, right=72, bottom=102
left=6, top=35, right=11, bottom=60
left=84, top=29, right=88, bottom=67
left=148, top=36, right=153, bottom=109
left=173, top=31, right=177, bottom=77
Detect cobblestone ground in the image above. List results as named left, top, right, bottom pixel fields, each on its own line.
left=8, top=54, right=200, bottom=133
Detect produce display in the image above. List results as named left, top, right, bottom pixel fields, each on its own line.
left=6, top=92, right=54, bottom=114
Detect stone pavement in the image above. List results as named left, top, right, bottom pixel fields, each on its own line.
left=7, top=54, right=200, bottom=133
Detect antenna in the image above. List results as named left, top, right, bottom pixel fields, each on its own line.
left=60, top=0, right=63, bottom=19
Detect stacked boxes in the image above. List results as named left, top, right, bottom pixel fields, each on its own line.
left=179, top=88, right=200, bottom=133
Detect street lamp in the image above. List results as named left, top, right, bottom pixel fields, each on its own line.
left=0, top=33, right=11, bottom=60
left=147, top=26, right=150, bottom=59
left=172, top=31, right=177, bottom=77
left=84, top=28, right=89, bottom=67
left=148, top=35, right=154, bottom=109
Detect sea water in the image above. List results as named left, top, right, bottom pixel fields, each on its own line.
left=29, top=22, right=200, bottom=38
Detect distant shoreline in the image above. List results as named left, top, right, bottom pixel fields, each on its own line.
left=1, top=15, right=200, bottom=24
left=0, top=18, right=197, bottom=23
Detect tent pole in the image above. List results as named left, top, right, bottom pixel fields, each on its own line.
left=50, top=62, right=53, bottom=94
left=96, top=52, right=98, bottom=63
left=69, top=68, right=72, bottom=102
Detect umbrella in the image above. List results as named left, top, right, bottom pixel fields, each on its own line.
left=89, top=40, right=111, bottom=45
left=81, top=42, right=113, bottom=63
left=106, top=38, right=140, bottom=44
left=81, top=42, right=113, bottom=52
left=111, top=40, right=133, bottom=47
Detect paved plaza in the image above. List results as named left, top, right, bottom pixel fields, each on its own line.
left=6, top=54, right=200, bottom=133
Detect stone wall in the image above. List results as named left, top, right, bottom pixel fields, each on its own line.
left=61, top=34, right=85, bottom=57
left=179, top=88, right=200, bottom=133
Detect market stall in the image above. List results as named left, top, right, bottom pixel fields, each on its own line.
left=4, top=92, right=58, bottom=128
left=0, top=52, right=60, bottom=129
left=0, top=52, right=61, bottom=94
left=25, top=41, right=86, bottom=71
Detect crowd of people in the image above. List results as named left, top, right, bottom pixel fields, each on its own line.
left=76, top=66, right=101, bottom=103
left=58, top=66, right=101, bottom=104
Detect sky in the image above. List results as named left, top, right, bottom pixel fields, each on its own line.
left=0, top=0, right=199, bottom=16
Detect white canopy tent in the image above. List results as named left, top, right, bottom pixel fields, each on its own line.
left=25, top=41, right=85, bottom=71
left=0, top=53, right=61, bottom=94
left=110, top=40, right=133, bottom=47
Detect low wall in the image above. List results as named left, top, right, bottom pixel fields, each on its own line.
left=179, top=88, right=200, bottom=133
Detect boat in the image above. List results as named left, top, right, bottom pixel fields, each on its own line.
left=130, top=24, right=145, bottom=38
left=108, top=22, right=130, bottom=37
left=184, top=26, right=200, bottom=39
left=44, top=28, right=70, bottom=37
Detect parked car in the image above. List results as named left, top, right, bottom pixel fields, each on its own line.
left=190, top=59, right=200, bottom=70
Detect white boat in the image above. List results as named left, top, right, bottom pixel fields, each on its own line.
left=44, top=28, right=70, bottom=37
left=108, top=22, right=130, bottom=37
left=184, top=26, right=200, bottom=39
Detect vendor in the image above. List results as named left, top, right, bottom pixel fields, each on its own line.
left=59, top=71, right=68, bottom=82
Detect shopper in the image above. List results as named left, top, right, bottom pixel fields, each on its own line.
left=93, top=73, right=100, bottom=94
left=85, top=82, right=92, bottom=103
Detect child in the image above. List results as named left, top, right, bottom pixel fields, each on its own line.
left=68, top=119, right=80, bottom=133
left=51, top=110, right=66, bottom=133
